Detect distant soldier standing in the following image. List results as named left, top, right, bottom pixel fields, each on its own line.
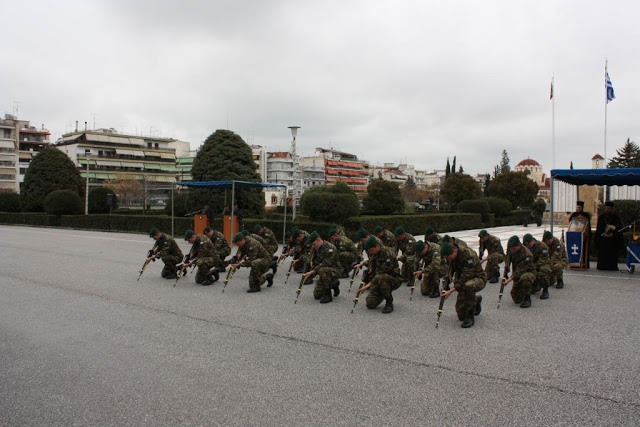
left=357, top=236, right=401, bottom=314
left=543, top=231, right=568, bottom=289
left=394, top=226, right=417, bottom=286
left=374, top=226, right=397, bottom=253
left=414, top=240, right=444, bottom=298
left=304, top=232, right=341, bottom=303
left=204, top=226, right=231, bottom=269
left=328, top=225, right=357, bottom=278
left=478, top=230, right=505, bottom=283
left=441, top=241, right=486, bottom=328
left=184, top=230, right=220, bottom=286
left=503, top=236, right=536, bottom=308
left=231, top=232, right=273, bottom=293
left=148, top=228, right=183, bottom=279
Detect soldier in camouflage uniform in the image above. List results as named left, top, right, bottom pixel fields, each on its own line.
left=204, top=226, right=231, bottom=268
left=231, top=232, right=273, bottom=293
left=303, top=231, right=341, bottom=303
left=414, top=240, right=445, bottom=298
left=441, top=241, right=486, bottom=328
left=354, top=228, right=383, bottom=282
left=148, top=228, right=183, bottom=279
left=374, top=226, right=397, bottom=253
left=523, top=233, right=552, bottom=300
left=242, top=229, right=267, bottom=249
left=184, top=230, right=220, bottom=286
left=425, top=226, right=443, bottom=245
left=328, top=225, right=357, bottom=278
left=394, top=226, right=417, bottom=286
left=543, top=231, right=568, bottom=289
left=503, top=235, right=536, bottom=308
left=478, top=230, right=505, bottom=283
left=358, top=236, right=401, bottom=314
left=254, top=224, right=279, bottom=258
left=292, top=227, right=313, bottom=282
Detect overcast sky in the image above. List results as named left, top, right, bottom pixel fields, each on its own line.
left=1, top=0, right=638, bottom=176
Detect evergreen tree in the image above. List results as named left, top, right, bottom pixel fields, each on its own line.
left=499, top=149, right=510, bottom=174
left=405, top=176, right=417, bottom=189
left=190, top=129, right=265, bottom=215
left=570, top=161, right=574, bottom=169
left=451, top=156, right=457, bottom=175
left=458, top=165, right=464, bottom=173
left=440, top=172, right=482, bottom=209
left=487, top=171, right=539, bottom=208
left=608, top=138, right=640, bottom=168
left=21, top=146, right=83, bottom=212
left=445, top=158, right=451, bottom=176
left=362, top=179, right=404, bottom=214
left=483, top=173, right=492, bottom=196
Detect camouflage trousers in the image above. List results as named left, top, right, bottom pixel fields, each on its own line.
left=511, top=272, right=535, bottom=303
left=218, top=247, right=231, bottom=264
left=532, top=266, right=552, bottom=293
left=195, top=257, right=217, bottom=284
left=366, top=274, right=401, bottom=308
left=550, top=260, right=565, bottom=284
left=399, top=255, right=417, bottom=282
left=160, top=255, right=181, bottom=277
left=485, top=253, right=504, bottom=280
left=313, top=267, right=340, bottom=298
left=455, top=276, right=486, bottom=320
left=265, top=244, right=278, bottom=258
left=420, top=271, right=440, bottom=296
left=248, top=258, right=271, bottom=287
left=338, top=251, right=357, bottom=276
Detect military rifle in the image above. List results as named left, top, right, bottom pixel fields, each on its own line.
left=222, top=255, right=246, bottom=293
left=435, top=262, right=453, bottom=328
left=284, top=256, right=297, bottom=284
left=137, top=241, right=159, bottom=281
left=294, top=252, right=315, bottom=304
left=348, top=265, right=360, bottom=293
left=174, top=247, right=197, bottom=287
left=497, top=252, right=511, bottom=309
left=409, top=257, right=423, bottom=301
left=351, top=281, right=367, bottom=313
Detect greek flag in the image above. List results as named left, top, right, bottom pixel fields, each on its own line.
left=606, top=72, right=615, bottom=103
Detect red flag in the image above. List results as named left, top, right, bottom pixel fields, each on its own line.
left=550, top=81, right=554, bottom=100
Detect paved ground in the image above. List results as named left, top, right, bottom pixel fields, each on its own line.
left=1, top=224, right=639, bottom=426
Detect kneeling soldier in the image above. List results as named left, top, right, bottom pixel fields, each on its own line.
left=304, top=231, right=340, bottom=303
left=358, top=236, right=401, bottom=314
left=184, top=230, right=220, bottom=286
left=328, top=225, right=357, bottom=278
left=395, top=226, right=417, bottom=286
left=543, top=231, right=568, bottom=289
left=374, top=225, right=397, bottom=253
left=478, top=229, right=505, bottom=283
left=254, top=224, right=279, bottom=258
left=503, top=236, right=536, bottom=308
left=414, top=240, right=444, bottom=298
left=231, top=232, right=273, bottom=293
left=204, top=226, right=231, bottom=269
left=441, top=241, right=486, bottom=328
left=523, top=233, right=552, bottom=299
left=148, top=228, right=183, bottom=279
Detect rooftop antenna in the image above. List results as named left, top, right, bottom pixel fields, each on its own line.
left=13, top=100, right=21, bottom=118
left=90, top=113, right=97, bottom=130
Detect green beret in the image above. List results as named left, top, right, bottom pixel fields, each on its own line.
left=507, top=235, right=521, bottom=247
left=253, top=224, right=262, bottom=233
left=478, top=229, right=488, bottom=238
left=394, top=226, right=404, bottom=236
left=364, top=235, right=379, bottom=250
left=203, top=226, right=212, bottom=234
left=329, top=225, right=338, bottom=236
left=284, top=231, right=292, bottom=239
left=442, top=235, right=451, bottom=243
left=415, top=240, right=425, bottom=253
left=440, top=242, right=453, bottom=257
left=356, top=228, right=367, bottom=240
left=241, top=230, right=249, bottom=236
left=373, top=226, right=383, bottom=234
left=149, top=228, right=159, bottom=237
left=523, top=233, right=534, bottom=244
left=292, top=227, right=301, bottom=238
left=307, top=231, right=320, bottom=244
left=232, top=232, right=245, bottom=243
left=543, top=231, right=553, bottom=241
left=425, top=226, right=434, bottom=236
left=184, top=230, right=194, bottom=240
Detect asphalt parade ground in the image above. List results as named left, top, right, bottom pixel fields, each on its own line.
left=1, top=224, right=639, bottom=426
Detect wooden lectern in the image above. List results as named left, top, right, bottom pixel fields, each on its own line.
left=223, top=215, right=240, bottom=243
left=193, top=214, right=209, bottom=235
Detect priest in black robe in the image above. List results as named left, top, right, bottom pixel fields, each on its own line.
left=596, top=201, right=623, bottom=270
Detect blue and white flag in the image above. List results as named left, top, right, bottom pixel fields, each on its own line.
left=566, top=231, right=583, bottom=266
left=606, top=71, right=615, bottom=103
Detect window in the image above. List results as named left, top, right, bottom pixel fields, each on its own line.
left=154, top=143, right=159, bottom=148
left=3, top=129, right=11, bottom=138
left=147, top=142, right=152, bottom=148
left=271, top=195, right=278, bottom=204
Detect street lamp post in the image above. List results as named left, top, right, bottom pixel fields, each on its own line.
left=85, top=152, right=91, bottom=215
left=288, top=126, right=300, bottom=220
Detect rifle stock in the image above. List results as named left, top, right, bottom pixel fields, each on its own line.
left=137, top=242, right=159, bottom=281
left=348, top=265, right=360, bottom=292
left=294, top=252, right=315, bottom=304
left=497, top=252, right=511, bottom=309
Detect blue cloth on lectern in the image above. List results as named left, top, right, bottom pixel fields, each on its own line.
left=566, top=232, right=583, bottom=265
left=626, top=243, right=640, bottom=268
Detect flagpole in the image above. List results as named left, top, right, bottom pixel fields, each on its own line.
left=551, top=74, right=555, bottom=170
left=604, top=60, right=608, bottom=203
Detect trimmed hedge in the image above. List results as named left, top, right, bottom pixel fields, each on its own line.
left=44, top=190, right=83, bottom=215
left=495, top=210, right=532, bottom=227
left=0, top=213, right=62, bottom=226
left=0, top=192, right=21, bottom=212
left=484, top=197, right=513, bottom=217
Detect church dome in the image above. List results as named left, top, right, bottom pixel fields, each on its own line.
left=516, top=158, right=540, bottom=167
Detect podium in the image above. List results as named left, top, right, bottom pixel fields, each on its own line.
left=567, top=218, right=589, bottom=268
left=223, top=214, right=240, bottom=244
left=193, top=214, right=209, bottom=235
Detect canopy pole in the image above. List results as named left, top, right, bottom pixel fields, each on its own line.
left=550, top=176, right=554, bottom=236
left=171, top=183, right=175, bottom=237
left=230, top=181, right=236, bottom=238
left=282, top=187, right=288, bottom=243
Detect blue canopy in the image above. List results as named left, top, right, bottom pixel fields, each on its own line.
left=174, top=180, right=287, bottom=189
left=551, top=168, right=640, bottom=186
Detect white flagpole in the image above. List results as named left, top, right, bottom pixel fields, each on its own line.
left=551, top=74, right=555, bottom=170
left=604, top=60, right=608, bottom=203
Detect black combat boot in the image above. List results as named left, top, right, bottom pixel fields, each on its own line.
left=332, top=279, right=340, bottom=297
left=540, top=287, right=549, bottom=299
left=265, top=272, right=274, bottom=287
left=210, top=268, right=220, bottom=282
left=270, top=261, right=278, bottom=275
left=406, top=275, right=415, bottom=288
left=381, top=300, right=394, bottom=314
left=489, top=272, right=500, bottom=284
left=429, top=288, right=440, bottom=298
left=555, top=278, right=564, bottom=289
left=519, top=295, right=532, bottom=308
left=461, top=315, right=475, bottom=328
left=165, top=273, right=177, bottom=280
left=319, top=289, right=333, bottom=304
left=474, top=295, right=483, bottom=315
left=247, top=280, right=260, bottom=293
left=201, top=275, right=214, bottom=286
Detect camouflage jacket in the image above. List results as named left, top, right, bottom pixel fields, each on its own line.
left=427, top=233, right=443, bottom=244
left=209, top=230, right=230, bottom=254
left=369, top=246, right=400, bottom=279
left=450, top=246, right=484, bottom=289
left=249, top=233, right=267, bottom=248
left=547, top=237, right=568, bottom=264
left=418, top=241, right=443, bottom=277
left=396, top=233, right=417, bottom=257
left=157, top=233, right=183, bottom=259
left=334, top=235, right=357, bottom=255
left=529, top=240, right=551, bottom=271
left=479, top=234, right=504, bottom=257
left=508, top=246, right=536, bottom=280
left=190, top=235, right=220, bottom=266
left=294, top=231, right=311, bottom=258
left=452, top=237, right=467, bottom=248
left=238, top=236, right=269, bottom=266
left=378, top=230, right=397, bottom=252
left=311, top=241, right=339, bottom=271
left=259, top=227, right=279, bottom=253
left=356, top=235, right=384, bottom=266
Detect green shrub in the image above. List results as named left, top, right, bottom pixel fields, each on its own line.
left=362, top=179, right=404, bottom=214
left=89, top=187, right=117, bottom=214
left=0, top=212, right=61, bottom=226
left=495, top=209, right=532, bottom=226
left=44, top=190, right=83, bottom=215
left=484, top=197, right=513, bottom=217
left=457, top=199, right=489, bottom=215
left=532, top=198, right=547, bottom=216
left=0, top=192, right=21, bottom=212
left=164, top=191, right=191, bottom=217
left=300, top=186, right=359, bottom=222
